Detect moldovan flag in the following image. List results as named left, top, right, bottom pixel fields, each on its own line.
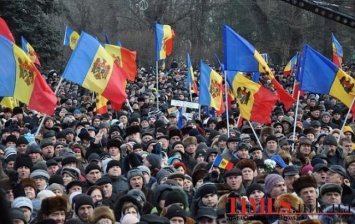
left=227, top=73, right=278, bottom=124
left=155, top=22, right=174, bottom=60
left=214, top=154, right=234, bottom=171
left=0, top=97, right=15, bottom=109
left=223, top=24, right=294, bottom=110
left=0, top=35, right=56, bottom=115
left=21, top=36, right=41, bottom=66
left=63, top=26, right=80, bottom=50
left=331, top=33, right=343, bottom=67
left=187, top=53, right=199, bottom=95
left=298, top=44, right=355, bottom=112
left=96, top=93, right=108, bottom=114
left=62, top=32, right=127, bottom=105
left=0, top=17, right=15, bottom=43
left=199, top=61, right=224, bottom=112
left=104, top=44, right=137, bottom=81
left=283, top=53, right=298, bottom=75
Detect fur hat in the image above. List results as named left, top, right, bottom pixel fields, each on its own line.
left=0, top=178, right=12, bottom=191
left=260, top=126, right=274, bottom=138
left=106, top=139, right=122, bottom=149
left=236, top=159, right=257, bottom=171
left=183, top=136, right=197, bottom=147
left=297, top=220, right=322, bottom=224
left=168, top=128, right=182, bottom=140
left=344, top=155, right=355, bottom=169
left=215, top=121, right=227, bottom=130
left=41, top=196, right=68, bottom=215
left=21, top=178, right=37, bottom=190
left=124, top=125, right=141, bottom=138
left=275, top=193, right=304, bottom=212
left=298, top=137, right=312, bottom=146
left=192, top=169, right=207, bottom=186
left=90, top=206, right=115, bottom=224
left=292, top=175, right=318, bottom=195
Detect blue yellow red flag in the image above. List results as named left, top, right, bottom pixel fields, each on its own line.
left=155, top=22, right=174, bottom=60
left=0, top=17, right=15, bottom=43
left=199, top=61, right=223, bottom=111
left=96, top=93, right=108, bottom=114
left=187, top=53, right=199, bottom=95
left=223, top=24, right=294, bottom=110
left=213, top=154, right=234, bottom=171
left=331, top=33, right=343, bottom=67
left=21, top=36, right=41, bottom=66
left=283, top=53, right=298, bottom=75
left=227, top=73, right=278, bottom=123
left=0, top=35, right=56, bottom=115
left=63, top=26, right=80, bottom=50
left=298, top=44, right=355, bottom=112
left=0, top=97, right=15, bottom=109
left=62, top=32, right=127, bottom=105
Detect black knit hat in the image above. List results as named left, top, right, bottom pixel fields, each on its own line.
left=40, top=138, right=54, bottom=148
left=166, top=204, right=187, bottom=221
left=246, top=183, right=265, bottom=198
left=85, top=163, right=101, bottom=174
left=49, top=174, right=64, bottom=186
left=146, top=154, right=161, bottom=169
left=5, top=134, right=17, bottom=145
left=96, top=176, right=112, bottom=186
left=14, top=154, right=33, bottom=170
left=194, top=183, right=218, bottom=199
left=61, top=156, right=77, bottom=166
left=73, top=194, right=94, bottom=215
left=266, top=135, right=278, bottom=143
left=106, top=160, right=121, bottom=173
left=16, top=136, right=28, bottom=146
left=164, top=188, right=188, bottom=209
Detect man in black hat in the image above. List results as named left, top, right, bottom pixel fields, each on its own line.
left=168, top=113, right=178, bottom=126
left=321, top=134, right=344, bottom=166
left=222, top=136, right=240, bottom=160
left=282, top=165, right=300, bottom=193
left=40, top=139, right=55, bottom=160
left=312, top=163, right=329, bottom=187
left=96, top=176, right=119, bottom=205
left=224, top=167, right=245, bottom=195
left=196, top=207, right=217, bottom=224
left=320, top=183, right=342, bottom=207
left=105, top=159, right=129, bottom=195
left=73, top=194, right=94, bottom=223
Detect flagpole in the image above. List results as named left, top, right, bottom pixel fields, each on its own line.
left=247, top=120, right=263, bottom=150
left=126, top=99, right=133, bottom=113
left=339, top=97, right=355, bottom=143
left=156, top=60, right=159, bottom=110
left=189, top=83, right=193, bottom=102
left=291, top=90, right=300, bottom=152
left=224, top=71, right=230, bottom=137
left=35, top=76, right=64, bottom=136
left=236, top=115, right=242, bottom=128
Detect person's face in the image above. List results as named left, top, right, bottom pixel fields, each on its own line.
left=17, top=166, right=30, bottom=180
left=218, top=127, right=228, bottom=135
left=326, top=171, right=343, bottom=185
left=91, top=189, right=103, bottom=202
left=197, top=217, right=217, bottom=224
left=208, top=153, right=217, bottom=162
left=226, top=175, right=242, bottom=190
left=281, top=143, right=291, bottom=152
left=299, top=187, right=317, bottom=209
left=24, top=186, right=36, bottom=199
left=5, top=189, right=14, bottom=202
left=34, top=177, right=47, bottom=190
left=21, top=207, right=32, bottom=222
left=326, top=145, right=337, bottom=156
left=173, top=144, right=185, bottom=153
left=201, top=193, right=218, bottom=207
left=170, top=136, right=181, bottom=145
left=242, top=167, right=254, bottom=181
left=101, top=183, right=113, bottom=198
left=124, top=207, right=138, bottom=217
left=48, top=165, right=59, bottom=176
left=270, top=181, right=287, bottom=198
left=227, top=141, right=238, bottom=152
left=322, top=115, right=331, bottom=123
left=342, top=141, right=353, bottom=154
left=45, top=119, right=54, bottom=128
left=196, top=155, right=205, bottom=163
left=109, top=146, right=120, bottom=157
left=142, top=135, right=153, bottom=143
left=183, top=179, right=192, bottom=191
left=170, top=217, right=185, bottom=224
left=176, top=166, right=185, bottom=174
left=29, top=152, right=41, bottom=163
left=17, top=144, right=27, bottom=154
left=130, top=176, right=143, bottom=189
left=322, top=192, right=342, bottom=206
left=108, top=165, right=121, bottom=177
left=236, top=148, right=249, bottom=159
left=46, top=211, right=66, bottom=224
left=251, top=150, right=262, bottom=160
left=185, top=144, right=197, bottom=154
left=66, top=133, right=74, bottom=141
left=6, top=160, right=15, bottom=170
left=275, top=125, right=283, bottom=133
left=313, top=170, right=328, bottom=185
left=284, top=175, right=300, bottom=192
left=306, top=134, right=315, bottom=142
left=218, top=140, right=227, bottom=149
left=69, top=185, right=82, bottom=195
left=249, top=190, right=265, bottom=204
left=41, top=145, right=54, bottom=158
left=299, top=144, right=311, bottom=156
left=78, top=205, right=93, bottom=222
left=52, top=189, right=63, bottom=197
left=6, top=141, right=16, bottom=148
left=347, top=162, right=355, bottom=177
left=173, top=178, right=184, bottom=188
left=87, top=169, right=102, bottom=184
left=119, top=116, right=128, bottom=124
left=266, top=140, right=278, bottom=152
left=311, top=110, right=320, bottom=117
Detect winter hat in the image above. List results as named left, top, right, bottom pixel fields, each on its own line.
left=40, top=138, right=54, bottom=148
left=96, top=176, right=112, bottom=186
left=320, top=183, right=343, bottom=196
left=27, top=143, right=42, bottom=154
left=61, top=156, right=77, bottom=167
left=14, top=154, right=33, bottom=170
left=292, top=175, right=318, bottom=195
left=146, top=153, right=161, bottom=168
left=5, top=134, right=17, bottom=145
left=126, top=168, right=144, bottom=181
left=30, top=169, right=50, bottom=181
left=194, top=183, right=218, bottom=199
left=266, top=135, right=278, bottom=143
left=16, top=136, right=29, bottom=146
left=37, top=190, right=56, bottom=200
left=236, top=159, right=257, bottom=171
left=47, top=183, right=65, bottom=194
left=166, top=204, right=187, bottom=221
left=21, top=178, right=37, bottom=190
left=85, top=163, right=101, bottom=174
left=31, top=161, right=47, bottom=172
left=90, top=206, right=116, bottom=224
left=11, top=196, right=33, bottom=212
left=167, top=156, right=181, bottom=165
left=74, top=194, right=94, bottom=215
left=270, top=155, right=287, bottom=168
left=264, top=174, right=284, bottom=194
left=24, top=133, right=35, bottom=143
left=344, top=155, right=355, bottom=169
left=49, top=174, right=64, bottom=186
left=246, top=183, right=265, bottom=198
left=106, top=139, right=122, bottom=149
left=4, top=147, right=17, bottom=159
left=41, top=195, right=68, bottom=215
left=9, top=208, right=27, bottom=224
left=164, top=188, right=188, bottom=209
left=311, top=157, right=325, bottom=167
left=65, top=218, right=84, bottom=224
left=127, top=189, right=147, bottom=204
left=275, top=193, right=304, bottom=212
left=121, top=214, right=140, bottom=224
left=301, top=165, right=314, bottom=175
left=62, top=167, right=81, bottom=180
left=4, top=154, right=17, bottom=164
left=138, top=165, right=151, bottom=176
left=106, top=159, right=121, bottom=173
left=156, top=168, right=171, bottom=184
left=323, top=134, right=337, bottom=146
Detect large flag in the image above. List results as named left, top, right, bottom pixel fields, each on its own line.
left=96, top=93, right=108, bottom=114
left=297, top=44, right=355, bottom=112
left=21, top=36, right=41, bottom=66
left=63, top=26, right=80, bottom=50
left=199, top=61, right=224, bottom=111
left=155, top=22, right=174, bottom=60
left=223, top=25, right=294, bottom=110
left=0, top=36, right=56, bottom=115
left=227, top=73, right=278, bottom=123
left=283, top=53, right=298, bottom=75
left=104, top=44, right=137, bottom=81
left=62, top=32, right=127, bottom=105
left=0, top=17, right=15, bottom=43
left=186, top=53, right=199, bottom=95
left=213, top=154, right=234, bottom=171
left=331, top=33, right=343, bottom=67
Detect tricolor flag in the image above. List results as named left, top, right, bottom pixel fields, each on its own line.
left=213, top=154, right=234, bottom=171
left=62, top=32, right=127, bottom=105
left=0, top=97, right=16, bottom=109
left=105, top=44, right=137, bottom=81
left=0, top=35, right=56, bottom=115
left=96, top=93, right=108, bottom=114
left=199, top=61, right=224, bottom=112
left=227, top=73, right=278, bottom=124
left=283, top=53, right=298, bottom=75
left=63, top=26, right=80, bottom=50
left=297, top=44, right=355, bottom=112
left=223, top=24, right=294, bottom=110
left=21, top=36, right=41, bottom=66
left=155, top=22, right=175, bottom=60
left=331, top=33, right=343, bottom=67
left=0, top=17, right=15, bottom=43
left=187, top=53, right=198, bottom=95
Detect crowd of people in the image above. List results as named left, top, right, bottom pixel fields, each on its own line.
left=1, top=61, right=355, bottom=224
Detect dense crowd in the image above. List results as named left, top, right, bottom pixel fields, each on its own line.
left=1, top=61, right=355, bottom=224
